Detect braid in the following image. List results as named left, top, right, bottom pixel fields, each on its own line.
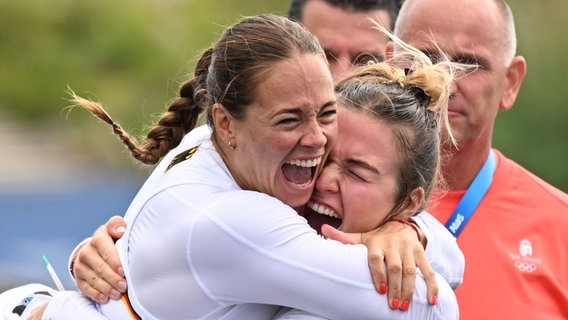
left=67, top=91, right=150, bottom=163
left=142, top=48, right=212, bottom=161
left=67, top=48, right=212, bottom=165
left=142, top=80, right=203, bottom=164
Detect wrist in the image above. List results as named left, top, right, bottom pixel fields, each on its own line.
left=392, top=218, right=422, bottom=243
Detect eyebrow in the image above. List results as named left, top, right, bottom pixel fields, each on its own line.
left=272, top=100, right=336, bottom=116
left=273, top=107, right=303, bottom=117
left=345, top=158, right=380, bottom=175
left=420, top=48, right=485, bottom=66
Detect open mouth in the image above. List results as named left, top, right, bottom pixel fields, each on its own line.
left=307, top=201, right=340, bottom=219
left=282, top=157, right=322, bottom=187
left=304, top=200, right=342, bottom=233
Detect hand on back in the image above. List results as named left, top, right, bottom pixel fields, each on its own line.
left=72, top=216, right=127, bottom=304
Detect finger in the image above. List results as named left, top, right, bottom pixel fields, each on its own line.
left=75, top=238, right=126, bottom=296
left=106, top=215, right=127, bottom=240
left=92, top=224, right=125, bottom=279
left=384, top=250, right=402, bottom=309
left=399, top=249, right=418, bottom=311
left=367, top=246, right=388, bottom=295
left=74, top=253, right=114, bottom=303
left=320, top=224, right=361, bottom=244
left=75, top=250, right=123, bottom=302
left=416, top=253, right=439, bottom=305
left=75, top=275, right=112, bottom=304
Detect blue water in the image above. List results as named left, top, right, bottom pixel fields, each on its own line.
left=0, top=177, right=144, bottom=292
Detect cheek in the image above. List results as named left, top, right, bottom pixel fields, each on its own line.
left=254, top=135, right=297, bottom=169
left=324, top=124, right=338, bottom=150
left=343, top=183, right=392, bottom=230
left=466, top=72, right=499, bottom=99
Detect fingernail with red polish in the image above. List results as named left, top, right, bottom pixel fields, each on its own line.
left=379, top=283, right=387, bottom=294
left=391, top=299, right=400, bottom=309
left=401, top=300, right=410, bottom=311
left=431, top=295, right=437, bottom=305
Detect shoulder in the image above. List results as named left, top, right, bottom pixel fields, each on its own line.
left=152, top=124, right=213, bottom=174
left=493, top=150, right=568, bottom=206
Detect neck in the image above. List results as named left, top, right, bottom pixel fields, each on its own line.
left=442, top=142, right=493, bottom=191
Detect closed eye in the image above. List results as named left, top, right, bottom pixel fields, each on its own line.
left=346, top=159, right=379, bottom=183
left=318, top=102, right=338, bottom=124
left=277, top=117, right=299, bottom=125
left=348, top=169, right=368, bottom=182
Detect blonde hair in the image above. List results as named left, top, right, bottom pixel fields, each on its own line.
left=335, top=22, right=469, bottom=217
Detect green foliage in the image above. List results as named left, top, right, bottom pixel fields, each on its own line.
left=0, top=0, right=288, bottom=123
left=0, top=0, right=566, bottom=191
left=492, top=0, right=568, bottom=191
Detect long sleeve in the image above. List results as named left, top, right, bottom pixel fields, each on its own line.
left=42, top=291, right=109, bottom=320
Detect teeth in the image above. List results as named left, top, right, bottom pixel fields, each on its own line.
left=293, top=179, right=313, bottom=188
left=307, top=201, right=340, bottom=219
left=286, top=157, right=322, bottom=168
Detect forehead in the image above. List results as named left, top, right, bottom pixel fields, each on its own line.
left=398, top=0, right=504, bottom=60
left=336, top=107, right=397, bottom=160
left=302, top=1, right=390, bottom=53
left=252, top=54, right=334, bottom=109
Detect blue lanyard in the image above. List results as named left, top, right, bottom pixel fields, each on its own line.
left=445, top=149, right=496, bottom=237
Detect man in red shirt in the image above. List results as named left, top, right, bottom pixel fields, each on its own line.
left=390, top=0, right=568, bottom=318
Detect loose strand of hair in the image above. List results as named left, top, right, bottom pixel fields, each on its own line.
left=66, top=89, right=156, bottom=165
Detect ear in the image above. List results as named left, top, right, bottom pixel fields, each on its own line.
left=211, top=103, right=235, bottom=145
left=500, top=56, right=527, bottom=111
left=385, top=41, right=395, bottom=61
left=399, top=187, right=425, bottom=219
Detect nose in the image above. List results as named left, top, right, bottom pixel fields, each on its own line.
left=301, top=119, right=327, bottom=148
left=315, top=162, right=340, bottom=194
left=450, top=78, right=459, bottom=96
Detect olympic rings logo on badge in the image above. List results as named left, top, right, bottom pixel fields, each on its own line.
left=515, top=260, right=537, bottom=273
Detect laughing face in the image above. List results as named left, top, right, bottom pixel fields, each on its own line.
left=230, top=54, right=338, bottom=209
left=306, top=107, right=406, bottom=233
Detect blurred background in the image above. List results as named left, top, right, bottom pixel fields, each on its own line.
left=1, top=0, right=566, bottom=292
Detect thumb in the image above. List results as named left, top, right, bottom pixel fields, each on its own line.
left=106, top=215, right=127, bottom=240
left=321, top=224, right=362, bottom=244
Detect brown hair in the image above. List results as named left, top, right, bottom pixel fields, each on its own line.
left=70, top=14, right=325, bottom=165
